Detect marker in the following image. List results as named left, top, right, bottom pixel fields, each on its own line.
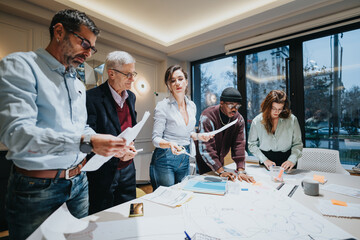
left=288, top=185, right=299, bottom=198
left=277, top=167, right=284, bottom=179
left=184, top=231, right=191, bottom=240
left=276, top=183, right=285, bottom=190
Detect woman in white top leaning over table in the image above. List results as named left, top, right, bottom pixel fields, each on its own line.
left=150, top=65, right=213, bottom=190
left=248, top=90, right=303, bottom=171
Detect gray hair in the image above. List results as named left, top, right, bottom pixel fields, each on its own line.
left=105, top=51, right=135, bottom=70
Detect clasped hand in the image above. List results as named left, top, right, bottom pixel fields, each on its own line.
left=169, top=142, right=185, bottom=155
left=91, top=134, right=138, bottom=160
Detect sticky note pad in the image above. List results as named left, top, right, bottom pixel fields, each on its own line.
left=241, top=188, right=248, bottom=191
left=252, top=182, right=262, bottom=186
left=313, top=174, right=325, bottom=184
left=331, top=199, right=348, bottom=207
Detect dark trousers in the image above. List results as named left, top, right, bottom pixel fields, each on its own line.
left=0, top=151, right=11, bottom=232
left=88, top=161, right=136, bottom=214
left=260, top=149, right=297, bottom=169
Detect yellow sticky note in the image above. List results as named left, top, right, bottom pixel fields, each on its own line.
left=313, top=174, right=325, bottom=184
left=331, top=199, right=348, bottom=207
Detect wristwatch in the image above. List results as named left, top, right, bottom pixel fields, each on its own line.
left=237, top=170, right=247, bottom=175
left=215, top=170, right=225, bottom=176
left=80, top=135, right=93, bottom=154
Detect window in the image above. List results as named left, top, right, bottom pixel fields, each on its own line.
left=303, top=29, right=360, bottom=166
left=192, top=24, right=360, bottom=167
left=192, top=56, right=237, bottom=121
left=246, top=46, right=289, bottom=127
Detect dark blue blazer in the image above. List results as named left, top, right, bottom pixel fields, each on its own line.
left=85, top=81, right=137, bottom=207
left=86, top=80, right=137, bottom=138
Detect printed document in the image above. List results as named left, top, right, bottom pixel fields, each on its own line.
left=142, top=186, right=193, bottom=207
left=202, top=118, right=238, bottom=136
left=81, top=111, right=150, bottom=172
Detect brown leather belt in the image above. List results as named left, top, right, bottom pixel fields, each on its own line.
left=15, top=159, right=87, bottom=180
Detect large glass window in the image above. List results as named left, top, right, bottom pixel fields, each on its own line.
left=246, top=46, right=289, bottom=128
left=303, top=29, right=360, bottom=166
left=193, top=56, right=237, bottom=115
left=192, top=26, right=360, bottom=167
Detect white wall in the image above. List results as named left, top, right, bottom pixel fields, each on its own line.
left=0, top=10, right=186, bottom=181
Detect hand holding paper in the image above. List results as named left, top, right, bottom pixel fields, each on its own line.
left=81, top=111, right=150, bottom=172
left=202, top=118, right=238, bottom=136
left=119, top=111, right=150, bottom=145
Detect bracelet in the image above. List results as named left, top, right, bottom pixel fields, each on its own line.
left=237, top=170, right=247, bottom=175
left=215, top=170, right=225, bottom=176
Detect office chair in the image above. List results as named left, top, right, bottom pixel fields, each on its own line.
left=297, top=148, right=349, bottom=175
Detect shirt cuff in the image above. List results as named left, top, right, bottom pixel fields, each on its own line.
left=287, top=155, right=298, bottom=164
left=152, top=137, right=162, bottom=148
left=235, top=160, right=245, bottom=170
left=257, top=154, right=267, bottom=164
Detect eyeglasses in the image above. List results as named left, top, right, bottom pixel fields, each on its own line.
left=111, top=69, right=138, bottom=78
left=271, top=107, right=284, bottom=113
left=226, top=103, right=241, bottom=110
left=70, top=31, right=97, bottom=55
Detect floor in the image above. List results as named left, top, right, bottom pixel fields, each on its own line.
left=0, top=231, right=8, bottom=239
left=137, top=183, right=153, bottom=194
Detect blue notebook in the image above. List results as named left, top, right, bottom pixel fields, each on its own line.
left=182, top=179, right=227, bottom=195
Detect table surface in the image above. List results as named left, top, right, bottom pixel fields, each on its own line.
left=226, top=162, right=360, bottom=238
left=88, top=163, right=360, bottom=239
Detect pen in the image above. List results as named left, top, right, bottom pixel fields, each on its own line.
left=184, top=231, right=191, bottom=240
left=276, top=183, right=285, bottom=190
left=288, top=185, right=299, bottom=198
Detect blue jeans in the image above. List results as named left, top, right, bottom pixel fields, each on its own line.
left=6, top=167, right=89, bottom=240
left=150, top=146, right=190, bottom=191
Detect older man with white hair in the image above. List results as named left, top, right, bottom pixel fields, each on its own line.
left=86, top=51, right=139, bottom=214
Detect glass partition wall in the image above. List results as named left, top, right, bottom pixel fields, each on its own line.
left=192, top=26, right=360, bottom=167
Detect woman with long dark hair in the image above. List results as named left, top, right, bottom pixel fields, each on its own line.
left=248, top=90, right=303, bottom=171
left=150, top=65, right=212, bottom=190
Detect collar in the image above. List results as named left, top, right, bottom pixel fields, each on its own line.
left=108, top=81, right=129, bottom=108
left=168, top=94, right=190, bottom=105
left=36, top=48, right=68, bottom=76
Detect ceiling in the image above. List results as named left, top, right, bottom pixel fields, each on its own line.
left=2, top=0, right=360, bottom=62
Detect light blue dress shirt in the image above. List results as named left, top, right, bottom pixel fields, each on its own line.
left=248, top=113, right=303, bottom=164
left=0, top=48, right=95, bottom=170
left=152, top=95, right=196, bottom=149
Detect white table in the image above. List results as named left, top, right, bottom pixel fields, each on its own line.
left=227, top=162, right=360, bottom=238
left=83, top=163, right=360, bottom=239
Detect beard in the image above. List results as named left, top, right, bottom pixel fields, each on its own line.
left=61, top=37, right=87, bottom=68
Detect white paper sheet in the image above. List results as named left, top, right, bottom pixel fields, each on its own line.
left=66, top=215, right=185, bottom=240
left=142, top=186, right=193, bottom=207
left=322, top=184, right=360, bottom=199
left=182, top=188, right=355, bottom=240
left=81, top=111, right=150, bottom=172
left=317, top=199, right=360, bottom=218
left=202, top=118, right=238, bottom=136
left=27, top=203, right=89, bottom=240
